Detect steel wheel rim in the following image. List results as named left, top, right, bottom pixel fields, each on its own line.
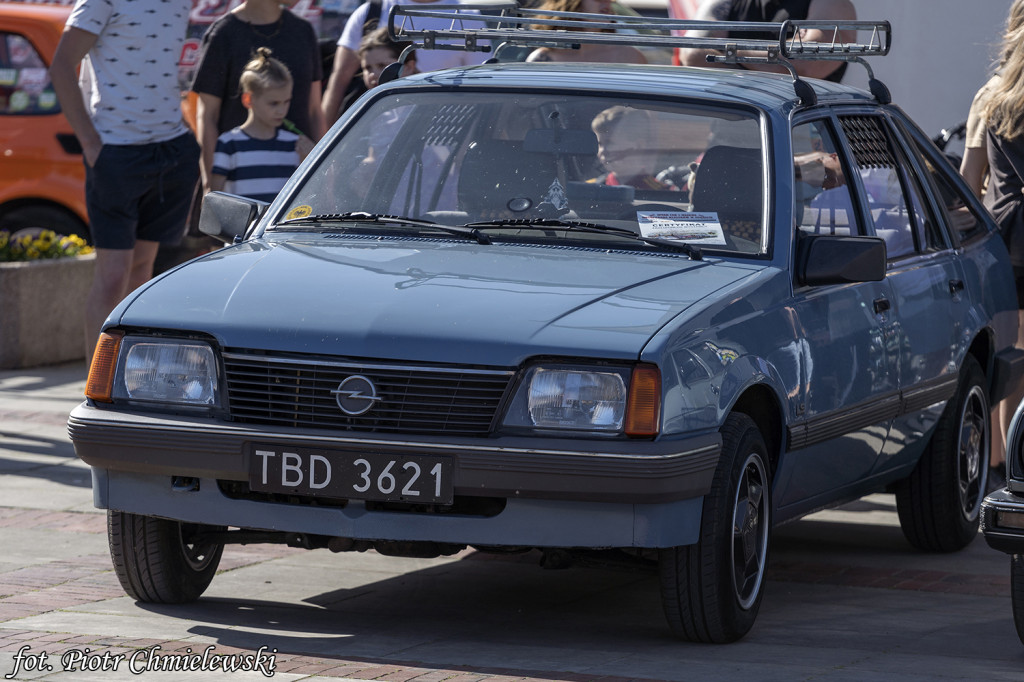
left=957, top=385, right=988, bottom=521
left=732, top=452, right=769, bottom=610
left=178, top=524, right=218, bottom=571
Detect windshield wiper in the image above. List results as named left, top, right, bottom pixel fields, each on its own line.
left=464, top=218, right=702, bottom=260
left=277, top=212, right=492, bottom=245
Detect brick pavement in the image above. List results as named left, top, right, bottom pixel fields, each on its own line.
left=0, top=505, right=1012, bottom=680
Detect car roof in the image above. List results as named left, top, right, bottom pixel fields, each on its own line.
left=389, top=61, right=879, bottom=113
left=0, top=1, right=71, bottom=23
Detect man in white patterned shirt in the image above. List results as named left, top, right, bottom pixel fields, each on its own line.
left=50, top=0, right=200, bottom=364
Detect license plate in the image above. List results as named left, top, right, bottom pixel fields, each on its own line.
left=248, top=444, right=453, bottom=504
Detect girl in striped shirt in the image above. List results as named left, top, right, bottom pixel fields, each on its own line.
left=210, top=48, right=311, bottom=202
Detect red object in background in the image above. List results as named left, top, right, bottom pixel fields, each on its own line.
left=667, top=0, right=701, bottom=65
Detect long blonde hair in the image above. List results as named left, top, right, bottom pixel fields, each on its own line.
left=984, top=0, right=1024, bottom=139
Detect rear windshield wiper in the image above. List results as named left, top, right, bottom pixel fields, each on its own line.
left=277, top=212, right=492, bottom=245
left=464, top=218, right=702, bottom=259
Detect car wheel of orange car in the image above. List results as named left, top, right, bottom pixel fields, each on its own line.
left=895, top=355, right=988, bottom=552
left=107, top=510, right=224, bottom=603
left=0, top=204, right=89, bottom=242
left=658, top=412, right=771, bottom=643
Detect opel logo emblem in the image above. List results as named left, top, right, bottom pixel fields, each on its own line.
left=332, top=375, right=382, bottom=416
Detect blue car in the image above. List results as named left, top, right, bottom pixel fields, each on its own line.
left=70, top=10, right=1024, bottom=643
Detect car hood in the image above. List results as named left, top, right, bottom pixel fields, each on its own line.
left=118, top=237, right=762, bottom=366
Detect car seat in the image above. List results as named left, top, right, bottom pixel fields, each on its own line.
left=689, top=145, right=763, bottom=245
left=457, top=139, right=561, bottom=221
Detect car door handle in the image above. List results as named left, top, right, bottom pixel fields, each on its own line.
left=949, top=279, right=965, bottom=295
left=873, top=297, right=890, bottom=314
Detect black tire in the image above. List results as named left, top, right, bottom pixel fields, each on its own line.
left=1012, top=555, right=1024, bottom=645
left=895, top=355, right=988, bottom=552
left=107, top=511, right=224, bottom=603
left=659, top=413, right=771, bottom=643
left=0, top=204, right=89, bottom=242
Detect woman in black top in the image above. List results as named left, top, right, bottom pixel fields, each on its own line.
left=191, top=0, right=325, bottom=193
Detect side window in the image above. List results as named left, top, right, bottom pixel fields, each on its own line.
left=0, top=32, right=59, bottom=116
left=793, top=120, right=861, bottom=236
left=838, top=116, right=944, bottom=260
left=907, top=134, right=985, bottom=242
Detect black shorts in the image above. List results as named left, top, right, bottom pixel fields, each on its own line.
left=85, top=133, right=200, bottom=250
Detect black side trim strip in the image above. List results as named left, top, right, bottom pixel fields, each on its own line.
left=787, top=393, right=900, bottom=451
left=901, top=374, right=958, bottom=415
left=786, top=373, right=959, bottom=452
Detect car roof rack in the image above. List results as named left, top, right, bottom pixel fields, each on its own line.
left=383, top=2, right=892, bottom=105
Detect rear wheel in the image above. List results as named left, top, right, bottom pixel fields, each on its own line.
left=659, top=413, right=771, bottom=643
left=107, top=511, right=223, bottom=603
left=895, top=355, right=988, bottom=552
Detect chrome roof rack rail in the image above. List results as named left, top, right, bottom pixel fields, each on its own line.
left=383, top=3, right=892, bottom=103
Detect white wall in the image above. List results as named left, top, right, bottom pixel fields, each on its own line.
left=845, top=0, right=1013, bottom=137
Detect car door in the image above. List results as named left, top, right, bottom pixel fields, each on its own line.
left=774, top=117, right=901, bottom=513
left=832, top=114, right=968, bottom=475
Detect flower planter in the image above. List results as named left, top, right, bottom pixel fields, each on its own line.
left=0, top=254, right=95, bottom=369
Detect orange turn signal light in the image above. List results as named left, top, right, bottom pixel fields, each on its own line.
left=625, top=364, right=660, bottom=437
left=85, top=331, right=124, bottom=403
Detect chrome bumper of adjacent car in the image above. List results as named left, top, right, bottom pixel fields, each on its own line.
left=981, top=488, right=1024, bottom=554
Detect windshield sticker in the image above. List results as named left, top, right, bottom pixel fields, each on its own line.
left=285, top=205, right=312, bottom=221
left=0, top=69, right=16, bottom=86
left=37, top=92, right=57, bottom=110
left=543, top=178, right=568, bottom=210
left=8, top=91, right=29, bottom=113
left=637, top=212, right=727, bottom=245
left=17, top=68, right=48, bottom=94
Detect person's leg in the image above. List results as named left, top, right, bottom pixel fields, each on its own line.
left=84, top=247, right=135, bottom=364
left=997, top=307, right=1024, bottom=468
left=126, top=239, right=160, bottom=292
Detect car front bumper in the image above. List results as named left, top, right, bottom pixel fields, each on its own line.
left=69, top=402, right=721, bottom=548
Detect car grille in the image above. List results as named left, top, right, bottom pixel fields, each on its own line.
left=222, top=352, right=515, bottom=436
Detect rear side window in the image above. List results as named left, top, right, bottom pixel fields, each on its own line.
left=838, top=115, right=946, bottom=260
left=906, top=133, right=987, bottom=243
left=0, top=32, right=59, bottom=116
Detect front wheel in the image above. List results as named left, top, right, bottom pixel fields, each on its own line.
left=659, top=413, right=772, bottom=643
left=895, top=355, right=988, bottom=552
left=107, top=511, right=224, bottom=603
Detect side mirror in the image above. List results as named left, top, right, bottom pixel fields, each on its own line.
left=198, top=191, right=268, bottom=244
left=798, top=234, right=887, bottom=286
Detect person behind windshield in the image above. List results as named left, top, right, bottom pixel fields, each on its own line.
left=589, top=107, right=675, bottom=190
left=526, top=0, right=646, bottom=64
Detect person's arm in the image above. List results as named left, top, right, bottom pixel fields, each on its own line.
left=677, top=0, right=731, bottom=68
left=49, top=27, right=102, bottom=167
left=196, top=93, right=223, bottom=193
left=307, top=81, right=326, bottom=140
left=679, top=0, right=857, bottom=79
left=209, top=173, right=227, bottom=193
left=322, top=46, right=361, bottom=126
left=960, top=146, right=989, bottom=198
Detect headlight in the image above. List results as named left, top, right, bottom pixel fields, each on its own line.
left=94, top=335, right=219, bottom=408
left=503, top=364, right=660, bottom=436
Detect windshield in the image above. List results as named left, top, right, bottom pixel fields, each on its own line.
left=280, top=91, right=766, bottom=255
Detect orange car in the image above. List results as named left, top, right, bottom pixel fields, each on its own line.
left=0, top=2, right=88, bottom=237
